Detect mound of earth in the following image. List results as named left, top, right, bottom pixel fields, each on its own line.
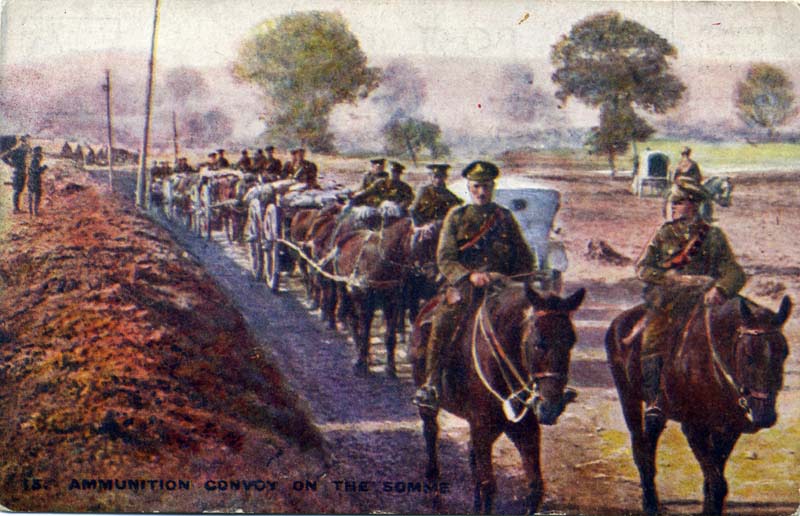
left=0, top=161, right=356, bottom=512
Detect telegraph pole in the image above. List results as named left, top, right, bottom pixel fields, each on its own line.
left=103, top=70, right=114, bottom=193
left=137, top=0, right=160, bottom=209
left=172, top=110, right=179, bottom=165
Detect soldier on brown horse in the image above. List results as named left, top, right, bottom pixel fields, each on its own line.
left=606, top=178, right=792, bottom=515
left=412, top=280, right=585, bottom=514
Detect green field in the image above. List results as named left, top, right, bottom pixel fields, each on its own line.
left=631, top=140, right=800, bottom=172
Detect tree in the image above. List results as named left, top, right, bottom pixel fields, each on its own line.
left=551, top=11, right=685, bottom=175
left=586, top=103, right=654, bottom=174
left=383, top=117, right=448, bottom=166
left=500, top=64, right=554, bottom=123
left=182, top=109, right=233, bottom=148
left=233, top=11, right=380, bottom=151
left=735, top=63, right=797, bottom=140
left=371, top=58, right=427, bottom=118
left=165, top=66, right=208, bottom=106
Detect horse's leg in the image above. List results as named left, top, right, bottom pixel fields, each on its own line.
left=382, top=292, right=399, bottom=378
left=683, top=424, right=738, bottom=516
left=607, top=327, right=664, bottom=515
left=505, top=419, right=544, bottom=515
left=469, top=423, right=500, bottom=514
left=320, top=278, right=337, bottom=330
left=353, top=292, right=374, bottom=377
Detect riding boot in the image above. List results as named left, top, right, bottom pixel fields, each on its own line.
left=641, top=355, right=666, bottom=435
left=413, top=332, right=443, bottom=410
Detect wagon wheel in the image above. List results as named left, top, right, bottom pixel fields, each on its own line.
left=264, top=203, right=283, bottom=293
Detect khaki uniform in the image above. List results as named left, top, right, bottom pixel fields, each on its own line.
left=362, top=170, right=389, bottom=189
left=421, top=203, right=537, bottom=397
left=636, top=218, right=746, bottom=357
left=292, top=159, right=320, bottom=188
left=351, top=177, right=414, bottom=208
left=411, top=184, right=463, bottom=225
left=673, top=158, right=702, bottom=184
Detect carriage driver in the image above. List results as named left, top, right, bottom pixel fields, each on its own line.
left=410, top=163, right=463, bottom=225
left=413, top=161, right=537, bottom=410
left=635, top=177, right=746, bottom=432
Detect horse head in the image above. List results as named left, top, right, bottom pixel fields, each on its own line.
left=734, top=296, right=791, bottom=429
left=522, top=285, right=586, bottom=425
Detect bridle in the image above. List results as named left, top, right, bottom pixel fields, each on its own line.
left=472, top=296, right=568, bottom=423
left=702, top=306, right=780, bottom=419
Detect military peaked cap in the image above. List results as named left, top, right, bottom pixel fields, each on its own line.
left=265, top=145, right=275, bottom=151
left=426, top=163, right=451, bottom=176
left=370, top=157, right=386, bottom=165
left=291, top=147, right=305, bottom=154
left=390, top=161, right=405, bottom=172
left=668, top=177, right=707, bottom=204
left=462, top=160, right=499, bottom=181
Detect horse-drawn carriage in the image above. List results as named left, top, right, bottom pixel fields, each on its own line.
left=631, top=150, right=670, bottom=197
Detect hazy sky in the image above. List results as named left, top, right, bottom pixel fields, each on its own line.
left=2, top=0, right=799, bottom=69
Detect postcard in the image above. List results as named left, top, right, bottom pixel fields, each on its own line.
left=0, top=0, right=798, bottom=514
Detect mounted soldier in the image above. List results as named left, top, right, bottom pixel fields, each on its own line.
left=290, top=147, right=320, bottom=189
left=216, top=149, right=230, bottom=169
left=263, top=145, right=282, bottom=181
left=413, top=160, right=537, bottom=409
left=361, top=157, right=389, bottom=189
left=673, top=146, right=702, bottom=184
left=410, top=163, right=463, bottom=225
left=236, top=149, right=253, bottom=172
left=350, top=160, right=414, bottom=209
left=634, top=177, right=746, bottom=432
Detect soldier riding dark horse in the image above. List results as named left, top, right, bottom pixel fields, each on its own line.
left=606, top=178, right=792, bottom=515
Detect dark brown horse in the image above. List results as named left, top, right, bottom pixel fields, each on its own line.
left=411, top=281, right=585, bottom=514
left=331, top=206, right=441, bottom=377
left=606, top=295, right=792, bottom=515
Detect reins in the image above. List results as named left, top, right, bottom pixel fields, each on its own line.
left=470, top=292, right=564, bottom=423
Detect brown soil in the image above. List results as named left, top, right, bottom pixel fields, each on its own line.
left=0, top=160, right=359, bottom=513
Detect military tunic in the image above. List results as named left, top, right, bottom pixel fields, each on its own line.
left=292, top=160, right=320, bottom=187
left=351, top=178, right=414, bottom=208
left=411, top=184, right=463, bottom=225
left=673, top=158, right=702, bottom=184
left=636, top=217, right=746, bottom=356
left=361, top=170, right=389, bottom=189
left=4, top=145, right=29, bottom=191
left=27, top=155, right=46, bottom=193
left=265, top=157, right=282, bottom=179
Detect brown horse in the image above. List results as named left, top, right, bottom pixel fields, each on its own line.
left=605, top=295, right=792, bottom=515
left=411, top=281, right=585, bottom=514
left=331, top=206, right=440, bottom=377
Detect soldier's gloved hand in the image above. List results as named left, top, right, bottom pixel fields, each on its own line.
left=704, top=286, right=726, bottom=306
left=470, top=271, right=492, bottom=288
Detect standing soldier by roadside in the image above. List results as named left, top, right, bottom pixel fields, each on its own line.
left=2, top=135, right=31, bottom=213
left=411, top=163, right=463, bottom=225
left=27, top=146, right=47, bottom=216
left=264, top=146, right=282, bottom=181
left=361, top=158, right=388, bottom=189
left=413, top=161, right=537, bottom=409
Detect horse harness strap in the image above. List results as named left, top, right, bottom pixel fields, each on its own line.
left=701, top=305, right=758, bottom=417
